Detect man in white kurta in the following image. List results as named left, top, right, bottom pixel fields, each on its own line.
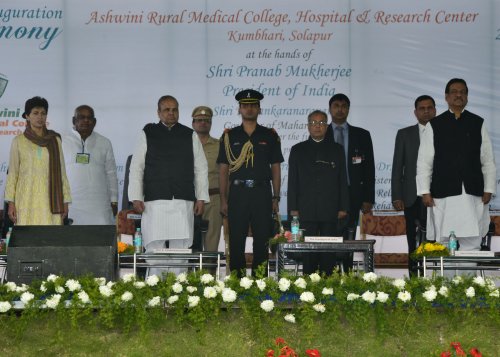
left=128, top=95, right=209, bottom=276
left=62, top=105, right=118, bottom=225
left=417, top=79, right=496, bottom=257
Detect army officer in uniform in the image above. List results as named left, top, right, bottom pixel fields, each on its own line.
left=217, top=89, right=284, bottom=277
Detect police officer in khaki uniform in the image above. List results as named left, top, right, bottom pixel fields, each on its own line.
left=217, top=89, right=284, bottom=277
left=192, top=106, right=223, bottom=252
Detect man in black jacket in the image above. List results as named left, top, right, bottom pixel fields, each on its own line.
left=417, top=78, right=496, bottom=254
left=326, top=94, right=375, bottom=272
left=288, top=110, right=349, bottom=275
left=128, top=95, right=209, bottom=276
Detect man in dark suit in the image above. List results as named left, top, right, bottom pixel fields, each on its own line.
left=391, top=95, right=436, bottom=277
left=326, top=93, right=375, bottom=272
left=288, top=110, right=349, bottom=275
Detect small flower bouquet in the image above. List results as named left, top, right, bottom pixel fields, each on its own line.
left=117, top=241, right=135, bottom=254
left=269, top=230, right=293, bottom=247
left=411, top=241, right=449, bottom=259
left=269, top=230, right=292, bottom=254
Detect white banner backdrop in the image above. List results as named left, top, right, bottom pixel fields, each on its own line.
left=1, top=0, right=499, bottom=214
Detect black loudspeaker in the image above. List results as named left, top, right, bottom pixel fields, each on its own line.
left=7, top=225, right=117, bottom=284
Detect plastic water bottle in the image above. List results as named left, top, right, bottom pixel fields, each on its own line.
left=5, top=227, right=12, bottom=253
left=133, top=228, right=143, bottom=254
left=448, top=231, right=457, bottom=256
left=291, top=216, right=300, bottom=242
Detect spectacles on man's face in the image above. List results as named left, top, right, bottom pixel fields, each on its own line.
left=193, top=118, right=212, bottom=123
left=308, top=120, right=328, bottom=127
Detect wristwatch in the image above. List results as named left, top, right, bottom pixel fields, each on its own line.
left=272, top=196, right=280, bottom=202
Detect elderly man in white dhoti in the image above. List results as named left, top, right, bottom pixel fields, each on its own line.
left=128, top=95, right=209, bottom=276
left=417, top=78, right=496, bottom=275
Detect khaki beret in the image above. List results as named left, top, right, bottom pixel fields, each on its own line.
left=192, top=106, right=213, bottom=119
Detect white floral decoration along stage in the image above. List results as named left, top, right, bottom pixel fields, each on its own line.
left=0, top=271, right=498, bottom=332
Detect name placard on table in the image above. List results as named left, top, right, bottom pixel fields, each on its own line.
left=304, top=236, right=343, bottom=243
left=152, top=248, right=193, bottom=254
left=454, top=251, right=495, bottom=257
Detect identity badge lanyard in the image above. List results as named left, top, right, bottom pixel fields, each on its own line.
left=75, top=138, right=90, bottom=164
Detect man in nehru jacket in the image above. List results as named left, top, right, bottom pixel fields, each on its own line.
left=128, top=95, right=209, bottom=276
left=288, top=110, right=349, bottom=275
left=391, top=95, right=436, bottom=277
left=217, top=89, right=284, bottom=277
left=326, top=93, right=375, bottom=273
left=191, top=106, right=223, bottom=253
left=417, top=78, right=496, bottom=255
left=62, top=105, right=118, bottom=225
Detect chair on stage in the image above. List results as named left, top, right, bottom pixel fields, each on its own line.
left=116, top=209, right=139, bottom=236
left=360, top=211, right=406, bottom=237
left=360, top=211, right=406, bottom=271
left=477, top=221, right=497, bottom=277
left=191, top=216, right=209, bottom=252
left=481, top=221, right=495, bottom=252
left=415, top=218, right=427, bottom=246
